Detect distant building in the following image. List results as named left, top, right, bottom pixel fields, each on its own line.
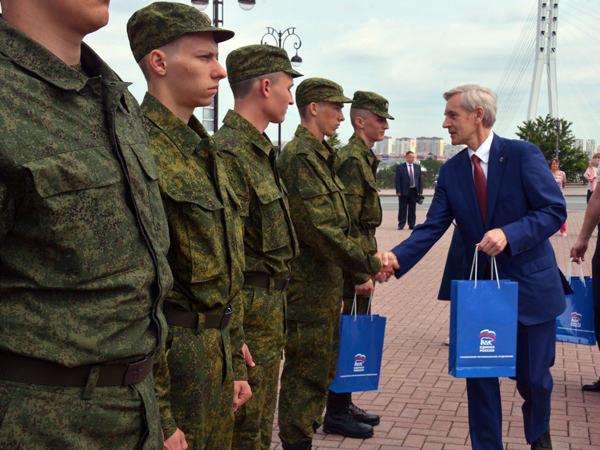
left=444, top=143, right=465, bottom=158
left=416, top=137, right=444, bottom=157
left=395, top=137, right=416, bottom=156
left=586, top=140, right=598, bottom=158
left=375, top=135, right=394, bottom=155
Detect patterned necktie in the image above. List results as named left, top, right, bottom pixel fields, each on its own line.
left=409, top=164, right=414, bottom=187
left=471, top=154, right=486, bottom=224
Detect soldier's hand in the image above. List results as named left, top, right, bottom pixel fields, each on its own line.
left=374, top=251, right=400, bottom=281
left=163, top=428, right=188, bottom=450
left=355, top=279, right=374, bottom=296
left=242, top=343, right=255, bottom=368
left=233, top=380, right=252, bottom=412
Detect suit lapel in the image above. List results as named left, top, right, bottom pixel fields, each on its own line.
left=456, top=150, right=485, bottom=236
left=485, top=134, right=506, bottom=227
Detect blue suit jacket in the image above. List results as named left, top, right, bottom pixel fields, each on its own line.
left=392, top=134, right=568, bottom=326
left=395, top=162, right=423, bottom=195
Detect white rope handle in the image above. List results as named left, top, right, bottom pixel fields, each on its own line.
left=566, top=257, right=586, bottom=287
left=470, top=247, right=501, bottom=289
left=351, top=283, right=376, bottom=321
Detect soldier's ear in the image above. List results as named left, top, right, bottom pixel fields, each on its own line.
left=147, top=49, right=168, bottom=77
left=258, top=78, right=271, bottom=98
left=308, top=102, right=319, bottom=117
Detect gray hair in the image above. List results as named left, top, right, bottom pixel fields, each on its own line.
left=443, top=84, right=497, bottom=128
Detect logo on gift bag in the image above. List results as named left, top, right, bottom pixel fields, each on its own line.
left=353, top=354, right=366, bottom=373
left=570, top=312, right=583, bottom=328
left=479, top=329, right=497, bottom=353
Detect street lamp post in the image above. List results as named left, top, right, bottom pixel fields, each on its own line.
left=260, top=27, right=303, bottom=151
left=191, top=0, right=255, bottom=133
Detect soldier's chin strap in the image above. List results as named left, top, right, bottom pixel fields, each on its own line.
left=350, top=282, right=376, bottom=321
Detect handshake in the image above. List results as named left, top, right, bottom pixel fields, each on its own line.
left=355, top=251, right=400, bottom=296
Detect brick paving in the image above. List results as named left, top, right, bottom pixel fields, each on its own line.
left=270, top=208, right=600, bottom=450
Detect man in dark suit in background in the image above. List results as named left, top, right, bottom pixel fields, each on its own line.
left=395, top=150, right=423, bottom=230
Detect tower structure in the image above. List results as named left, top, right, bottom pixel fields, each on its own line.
left=527, top=0, right=559, bottom=120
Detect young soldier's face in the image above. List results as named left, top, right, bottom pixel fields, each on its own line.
left=317, top=102, right=345, bottom=138
left=265, top=72, right=295, bottom=124
left=362, top=111, right=389, bottom=144
left=50, top=0, right=110, bottom=35
left=165, top=32, right=227, bottom=109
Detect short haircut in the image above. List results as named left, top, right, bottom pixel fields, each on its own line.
left=138, top=38, right=182, bottom=80
left=230, top=72, right=283, bottom=100
left=349, top=108, right=371, bottom=128
left=443, top=84, right=497, bottom=128
left=406, top=151, right=415, bottom=156
left=298, top=102, right=328, bottom=120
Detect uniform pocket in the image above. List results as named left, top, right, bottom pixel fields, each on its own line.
left=254, top=182, right=291, bottom=252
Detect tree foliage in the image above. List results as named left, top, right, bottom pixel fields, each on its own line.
left=326, top=133, right=342, bottom=148
left=516, top=114, right=587, bottom=180
left=376, top=163, right=398, bottom=189
left=420, top=157, right=443, bottom=188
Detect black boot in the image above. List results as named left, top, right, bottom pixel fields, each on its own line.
left=531, top=430, right=552, bottom=449
left=282, top=441, right=312, bottom=450
left=323, top=390, right=374, bottom=439
left=348, top=392, right=381, bottom=426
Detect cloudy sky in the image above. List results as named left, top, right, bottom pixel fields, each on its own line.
left=15, top=0, right=600, bottom=145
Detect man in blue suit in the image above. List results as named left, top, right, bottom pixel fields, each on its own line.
left=395, top=151, right=423, bottom=230
left=390, top=85, right=567, bottom=450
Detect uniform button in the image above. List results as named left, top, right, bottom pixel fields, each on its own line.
left=190, top=204, right=198, bottom=211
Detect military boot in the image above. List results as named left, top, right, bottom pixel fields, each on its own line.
left=282, top=440, right=312, bottom=450
left=348, top=392, right=381, bottom=426
left=323, top=390, right=374, bottom=439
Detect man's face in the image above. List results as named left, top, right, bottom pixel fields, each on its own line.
left=48, top=0, right=110, bottom=36
left=265, top=72, right=294, bottom=124
left=443, top=93, right=478, bottom=146
left=406, top=153, right=415, bottom=164
left=164, top=32, right=226, bottom=110
left=362, top=111, right=389, bottom=144
left=317, top=102, right=345, bottom=137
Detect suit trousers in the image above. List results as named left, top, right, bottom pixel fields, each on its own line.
left=398, top=187, right=418, bottom=229
left=466, top=318, right=555, bottom=449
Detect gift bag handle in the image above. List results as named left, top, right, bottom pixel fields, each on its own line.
left=566, top=257, right=586, bottom=287
left=469, top=246, right=500, bottom=289
left=351, top=283, right=376, bottom=321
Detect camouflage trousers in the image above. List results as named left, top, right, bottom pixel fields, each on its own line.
left=278, top=307, right=341, bottom=445
left=233, top=286, right=286, bottom=450
left=155, top=325, right=234, bottom=450
left=0, top=372, right=161, bottom=449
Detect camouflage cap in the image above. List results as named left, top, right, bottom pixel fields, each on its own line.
left=295, top=77, right=353, bottom=108
left=351, top=91, right=395, bottom=119
left=127, top=1, right=235, bottom=62
left=226, top=45, right=303, bottom=84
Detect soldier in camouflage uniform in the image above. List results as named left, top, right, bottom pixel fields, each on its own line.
left=127, top=3, right=249, bottom=450
left=0, top=1, right=173, bottom=449
left=277, top=78, right=395, bottom=449
left=212, top=45, right=302, bottom=450
left=327, top=90, right=396, bottom=430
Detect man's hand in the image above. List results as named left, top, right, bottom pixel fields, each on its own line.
left=570, top=238, right=589, bottom=263
left=242, top=343, right=255, bottom=369
left=163, top=428, right=188, bottom=450
left=477, top=229, right=507, bottom=257
left=233, top=380, right=252, bottom=412
left=397, top=193, right=402, bottom=197
left=355, top=279, right=374, bottom=296
left=373, top=251, right=400, bottom=282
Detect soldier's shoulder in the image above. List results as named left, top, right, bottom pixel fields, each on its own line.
left=213, top=126, right=248, bottom=157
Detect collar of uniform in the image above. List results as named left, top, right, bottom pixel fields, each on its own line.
left=222, top=110, right=274, bottom=157
left=0, top=17, right=104, bottom=92
left=142, top=92, right=208, bottom=159
left=348, top=133, right=376, bottom=164
left=294, top=125, right=334, bottom=161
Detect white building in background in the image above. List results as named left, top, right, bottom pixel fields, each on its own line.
left=574, top=139, right=584, bottom=152
left=444, top=143, right=465, bottom=158
left=586, top=140, right=598, bottom=157
left=395, top=137, right=416, bottom=155
left=416, top=137, right=444, bottom=157
left=375, top=136, right=393, bottom=155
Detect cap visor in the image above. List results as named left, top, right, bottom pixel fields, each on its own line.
left=206, top=27, right=235, bottom=43
left=327, top=94, right=354, bottom=104
left=283, top=68, right=304, bottom=78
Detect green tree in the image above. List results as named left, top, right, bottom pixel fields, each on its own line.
left=376, top=163, right=398, bottom=189
left=516, top=114, right=587, bottom=181
left=420, top=157, right=444, bottom=188
left=326, top=132, right=342, bottom=148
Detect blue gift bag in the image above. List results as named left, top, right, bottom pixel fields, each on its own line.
left=556, top=262, right=596, bottom=346
left=449, top=253, right=519, bottom=378
left=329, top=295, right=386, bottom=393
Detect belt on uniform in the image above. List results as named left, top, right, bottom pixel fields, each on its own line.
left=359, top=228, right=376, bottom=237
left=163, top=306, right=233, bottom=330
left=0, top=351, right=154, bottom=387
left=244, top=274, right=290, bottom=291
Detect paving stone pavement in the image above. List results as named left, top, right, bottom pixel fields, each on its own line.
left=269, top=209, right=600, bottom=450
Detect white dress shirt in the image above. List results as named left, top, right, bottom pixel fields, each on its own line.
left=407, top=163, right=416, bottom=188
left=467, top=132, right=494, bottom=181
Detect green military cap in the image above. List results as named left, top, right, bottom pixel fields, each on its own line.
left=351, top=91, right=395, bottom=120
left=295, top=77, right=353, bottom=108
left=226, top=45, right=303, bottom=84
left=127, top=1, right=235, bottom=62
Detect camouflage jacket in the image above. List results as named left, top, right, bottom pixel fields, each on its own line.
left=141, top=94, right=244, bottom=313
left=277, top=126, right=381, bottom=318
left=335, top=133, right=382, bottom=254
left=0, top=19, right=173, bottom=367
left=213, top=110, right=298, bottom=279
